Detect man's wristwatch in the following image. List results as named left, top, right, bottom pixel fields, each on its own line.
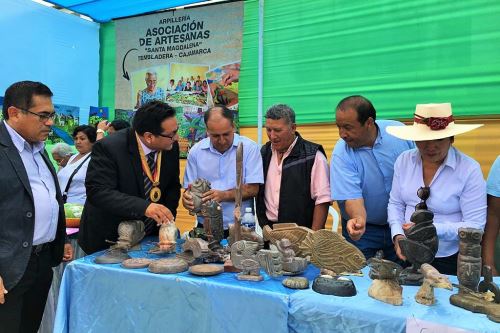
left=96, top=129, right=106, bottom=134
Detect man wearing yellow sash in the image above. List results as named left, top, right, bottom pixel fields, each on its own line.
left=79, top=101, right=181, bottom=254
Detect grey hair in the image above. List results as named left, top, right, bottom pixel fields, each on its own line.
left=265, top=104, right=295, bottom=124
left=51, top=142, right=73, bottom=157
left=145, top=70, right=157, bottom=77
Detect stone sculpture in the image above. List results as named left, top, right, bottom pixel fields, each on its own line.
left=230, top=240, right=263, bottom=281
left=187, top=178, right=224, bottom=243
left=262, top=223, right=313, bottom=256
left=276, top=239, right=308, bottom=275
left=149, top=222, right=177, bottom=254
left=256, top=246, right=283, bottom=278
left=367, top=252, right=403, bottom=305
left=94, top=220, right=145, bottom=264
left=228, top=225, right=264, bottom=249
left=299, top=229, right=366, bottom=274
left=177, top=238, right=210, bottom=265
left=450, top=228, right=500, bottom=323
left=121, top=258, right=154, bottom=269
left=415, top=263, right=452, bottom=305
left=398, top=210, right=438, bottom=285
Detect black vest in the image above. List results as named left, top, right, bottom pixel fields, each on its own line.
left=256, top=133, right=326, bottom=228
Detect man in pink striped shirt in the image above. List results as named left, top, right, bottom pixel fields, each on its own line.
left=256, top=104, right=331, bottom=230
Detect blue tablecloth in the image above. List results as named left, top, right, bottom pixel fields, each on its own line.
left=54, top=239, right=319, bottom=333
left=288, top=268, right=500, bottom=333
left=54, top=238, right=500, bottom=333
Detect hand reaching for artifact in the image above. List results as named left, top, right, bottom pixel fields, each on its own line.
left=0, top=275, right=7, bottom=304
left=393, top=234, right=407, bottom=261
left=62, top=243, right=74, bottom=262
left=181, top=189, right=194, bottom=211
left=145, top=203, right=174, bottom=225
left=97, top=120, right=110, bottom=131
left=202, top=189, right=228, bottom=203
left=346, top=217, right=366, bottom=241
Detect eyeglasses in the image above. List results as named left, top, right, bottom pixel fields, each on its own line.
left=19, top=108, right=56, bottom=122
left=157, top=129, right=178, bottom=140
left=415, top=186, right=430, bottom=210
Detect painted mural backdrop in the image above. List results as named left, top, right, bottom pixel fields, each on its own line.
left=115, top=2, right=243, bottom=157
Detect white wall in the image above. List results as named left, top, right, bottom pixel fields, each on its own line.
left=0, top=0, right=100, bottom=124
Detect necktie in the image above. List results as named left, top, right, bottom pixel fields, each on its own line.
left=144, top=152, right=157, bottom=235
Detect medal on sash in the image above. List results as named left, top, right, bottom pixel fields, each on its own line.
left=136, top=133, right=163, bottom=202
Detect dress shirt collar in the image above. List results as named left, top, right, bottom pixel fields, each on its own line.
left=138, top=135, right=156, bottom=156
left=271, top=135, right=298, bottom=156
left=201, top=133, right=241, bottom=153
left=4, top=121, right=45, bottom=154
left=412, top=145, right=457, bottom=171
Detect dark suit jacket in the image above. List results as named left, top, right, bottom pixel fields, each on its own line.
left=0, top=121, right=65, bottom=290
left=78, top=128, right=181, bottom=254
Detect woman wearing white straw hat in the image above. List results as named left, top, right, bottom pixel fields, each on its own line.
left=387, top=103, right=486, bottom=275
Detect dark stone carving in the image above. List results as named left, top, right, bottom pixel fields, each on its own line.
left=398, top=210, right=438, bottom=285
left=312, top=276, right=356, bottom=297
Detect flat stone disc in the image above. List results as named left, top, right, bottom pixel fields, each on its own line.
left=121, top=258, right=154, bottom=269
left=148, top=258, right=188, bottom=274
left=189, top=264, right=224, bottom=276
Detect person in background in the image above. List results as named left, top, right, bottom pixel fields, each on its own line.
left=182, top=106, right=263, bottom=235
left=51, top=142, right=73, bottom=169
left=330, top=95, right=415, bottom=261
left=482, top=155, right=500, bottom=275
left=135, top=70, right=166, bottom=109
left=166, top=79, right=175, bottom=93
left=183, top=81, right=193, bottom=92
left=256, top=104, right=330, bottom=230
left=96, top=119, right=130, bottom=140
left=387, top=103, right=486, bottom=275
left=0, top=81, right=66, bottom=333
left=79, top=101, right=181, bottom=254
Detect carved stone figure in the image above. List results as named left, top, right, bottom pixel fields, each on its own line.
left=236, top=258, right=263, bottom=281
left=299, top=229, right=366, bottom=273
left=456, top=227, right=483, bottom=292
left=187, top=178, right=224, bottom=243
left=228, top=225, right=264, bottom=249
left=276, top=238, right=308, bottom=274
left=398, top=210, right=438, bottom=285
left=230, top=240, right=260, bottom=270
left=149, top=222, right=177, bottom=254
left=94, top=220, right=145, bottom=264
left=415, top=263, right=452, bottom=306
left=262, top=223, right=313, bottom=256
left=450, top=228, right=500, bottom=323
left=257, top=247, right=283, bottom=278
left=367, top=251, right=403, bottom=305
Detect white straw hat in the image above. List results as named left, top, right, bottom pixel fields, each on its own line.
left=386, top=103, right=483, bottom=141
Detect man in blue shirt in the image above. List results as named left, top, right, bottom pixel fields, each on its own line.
left=330, top=95, right=414, bottom=261
left=0, top=81, right=66, bottom=332
left=182, top=106, right=264, bottom=233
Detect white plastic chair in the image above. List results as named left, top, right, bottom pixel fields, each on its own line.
left=329, top=206, right=340, bottom=233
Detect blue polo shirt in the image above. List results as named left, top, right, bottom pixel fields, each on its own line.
left=487, top=156, right=500, bottom=197
left=330, top=120, right=415, bottom=225
left=183, top=133, right=264, bottom=229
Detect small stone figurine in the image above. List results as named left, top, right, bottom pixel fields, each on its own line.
left=450, top=228, right=500, bottom=323
left=367, top=251, right=404, bottom=305
left=415, top=263, right=452, bottom=305
left=95, top=220, right=145, bottom=264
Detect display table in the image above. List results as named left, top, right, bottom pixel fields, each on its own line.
left=54, top=239, right=318, bottom=333
left=54, top=239, right=500, bottom=333
left=288, top=270, right=500, bottom=333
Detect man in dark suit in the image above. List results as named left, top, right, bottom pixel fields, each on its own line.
left=79, top=101, right=181, bottom=254
left=0, top=81, right=66, bottom=333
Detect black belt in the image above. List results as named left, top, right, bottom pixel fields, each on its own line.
left=31, top=243, right=50, bottom=255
